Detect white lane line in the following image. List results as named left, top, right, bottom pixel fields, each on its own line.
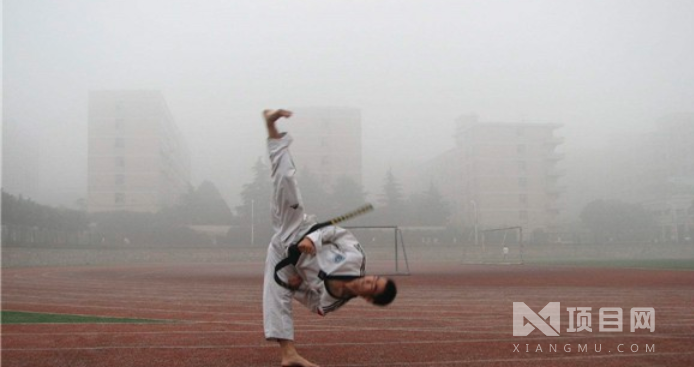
left=328, top=351, right=694, bottom=367
left=3, top=333, right=692, bottom=350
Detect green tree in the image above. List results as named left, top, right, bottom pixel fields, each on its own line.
left=237, top=157, right=271, bottom=225
left=408, top=182, right=450, bottom=226
left=296, top=166, right=331, bottom=219
left=378, top=168, right=405, bottom=224
left=231, top=157, right=273, bottom=244
left=190, top=180, right=234, bottom=224
left=328, top=175, right=368, bottom=223
left=159, top=181, right=233, bottom=225
left=1, top=190, right=87, bottom=230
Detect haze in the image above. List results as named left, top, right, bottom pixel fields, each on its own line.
left=3, top=0, right=694, bottom=221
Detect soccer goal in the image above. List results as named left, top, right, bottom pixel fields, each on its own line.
left=345, top=226, right=411, bottom=275
left=462, top=226, right=524, bottom=265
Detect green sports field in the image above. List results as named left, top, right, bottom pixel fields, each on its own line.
left=0, top=311, right=166, bottom=325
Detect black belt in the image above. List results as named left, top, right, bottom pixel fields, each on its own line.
left=273, top=204, right=374, bottom=290
left=273, top=223, right=322, bottom=290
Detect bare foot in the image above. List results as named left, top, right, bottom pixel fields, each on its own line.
left=263, top=109, right=293, bottom=124
left=263, top=109, right=293, bottom=139
left=281, top=353, right=320, bottom=367
left=279, top=340, right=319, bottom=367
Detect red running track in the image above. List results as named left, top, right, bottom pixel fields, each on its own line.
left=2, top=263, right=694, bottom=367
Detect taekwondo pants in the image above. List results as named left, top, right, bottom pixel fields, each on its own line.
left=263, top=133, right=305, bottom=341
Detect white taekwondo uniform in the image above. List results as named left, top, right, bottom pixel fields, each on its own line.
left=293, top=225, right=366, bottom=316
left=263, top=133, right=366, bottom=341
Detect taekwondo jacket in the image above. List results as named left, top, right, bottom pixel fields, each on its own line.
left=292, top=225, right=366, bottom=316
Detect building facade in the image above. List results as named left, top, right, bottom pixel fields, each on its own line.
left=421, top=115, right=564, bottom=236
left=87, top=90, right=190, bottom=213
left=640, top=114, right=694, bottom=242
left=282, top=107, right=362, bottom=191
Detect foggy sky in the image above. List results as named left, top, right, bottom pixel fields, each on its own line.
left=3, top=0, right=694, bottom=213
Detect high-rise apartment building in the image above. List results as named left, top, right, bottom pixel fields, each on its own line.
left=282, top=107, right=362, bottom=191
left=421, top=115, right=564, bottom=235
left=641, top=114, right=694, bottom=242
left=87, top=90, right=190, bottom=213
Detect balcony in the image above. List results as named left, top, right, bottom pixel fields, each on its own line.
left=543, top=136, right=565, bottom=147
left=546, top=185, right=566, bottom=195
left=545, top=152, right=565, bottom=161
left=545, top=199, right=564, bottom=211
left=545, top=168, right=566, bottom=177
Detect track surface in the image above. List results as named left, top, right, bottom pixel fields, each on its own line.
left=2, top=263, right=694, bottom=366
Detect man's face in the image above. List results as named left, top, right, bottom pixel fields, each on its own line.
left=351, top=276, right=387, bottom=301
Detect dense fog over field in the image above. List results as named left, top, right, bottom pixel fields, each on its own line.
left=3, top=0, right=694, bottom=226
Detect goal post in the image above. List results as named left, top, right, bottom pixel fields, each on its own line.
left=344, top=226, right=411, bottom=275
left=462, top=226, right=524, bottom=265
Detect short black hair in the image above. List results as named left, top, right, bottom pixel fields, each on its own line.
left=372, top=278, right=397, bottom=306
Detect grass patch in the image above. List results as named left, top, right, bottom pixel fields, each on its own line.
left=527, top=258, right=694, bottom=270
left=1, top=311, right=167, bottom=325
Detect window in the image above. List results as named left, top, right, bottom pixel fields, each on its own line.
left=518, top=177, right=527, bottom=188
left=114, top=138, right=124, bottom=148
left=115, top=174, right=125, bottom=185
left=115, top=119, right=124, bottom=130
left=115, top=193, right=126, bottom=204
left=519, top=210, right=528, bottom=221
left=520, top=194, right=528, bottom=206
left=518, top=161, right=527, bottom=172
left=115, top=157, right=125, bottom=168
left=517, top=145, right=526, bottom=154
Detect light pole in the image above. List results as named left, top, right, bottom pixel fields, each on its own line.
left=470, top=200, right=478, bottom=246
left=251, top=199, right=255, bottom=245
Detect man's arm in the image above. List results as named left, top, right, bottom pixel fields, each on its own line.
left=289, top=274, right=323, bottom=315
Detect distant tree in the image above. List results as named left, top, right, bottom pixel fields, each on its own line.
left=236, top=157, right=271, bottom=225
left=296, top=166, right=331, bottom=219
left=580, top=199, right=656, bottom=243
left=92, top=210, right=206, bottom=247
left=1, top=190, right=87, bottom=230
left=408, top=182, right=450, bottom=226
left=230, top=157, right=274, bottom=244
left=158, top=181, right=233, bottom=225
left=328, top=175, right=368, bottom=221
left=378, top=168, right=405, bottom=224
left=190, top=180, right=234, bottom=224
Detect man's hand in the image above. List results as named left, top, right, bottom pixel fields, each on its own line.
left=297, top=237, right=316, bottom=256
left=288, top=274, right=303, bottom=289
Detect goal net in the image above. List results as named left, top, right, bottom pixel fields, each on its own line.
left=344, top=226, right=411, bottom=275
left=462, top=226, right=524, bottom=265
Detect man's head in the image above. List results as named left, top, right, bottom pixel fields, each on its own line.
left=346, top=276, right=397, bottom=306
